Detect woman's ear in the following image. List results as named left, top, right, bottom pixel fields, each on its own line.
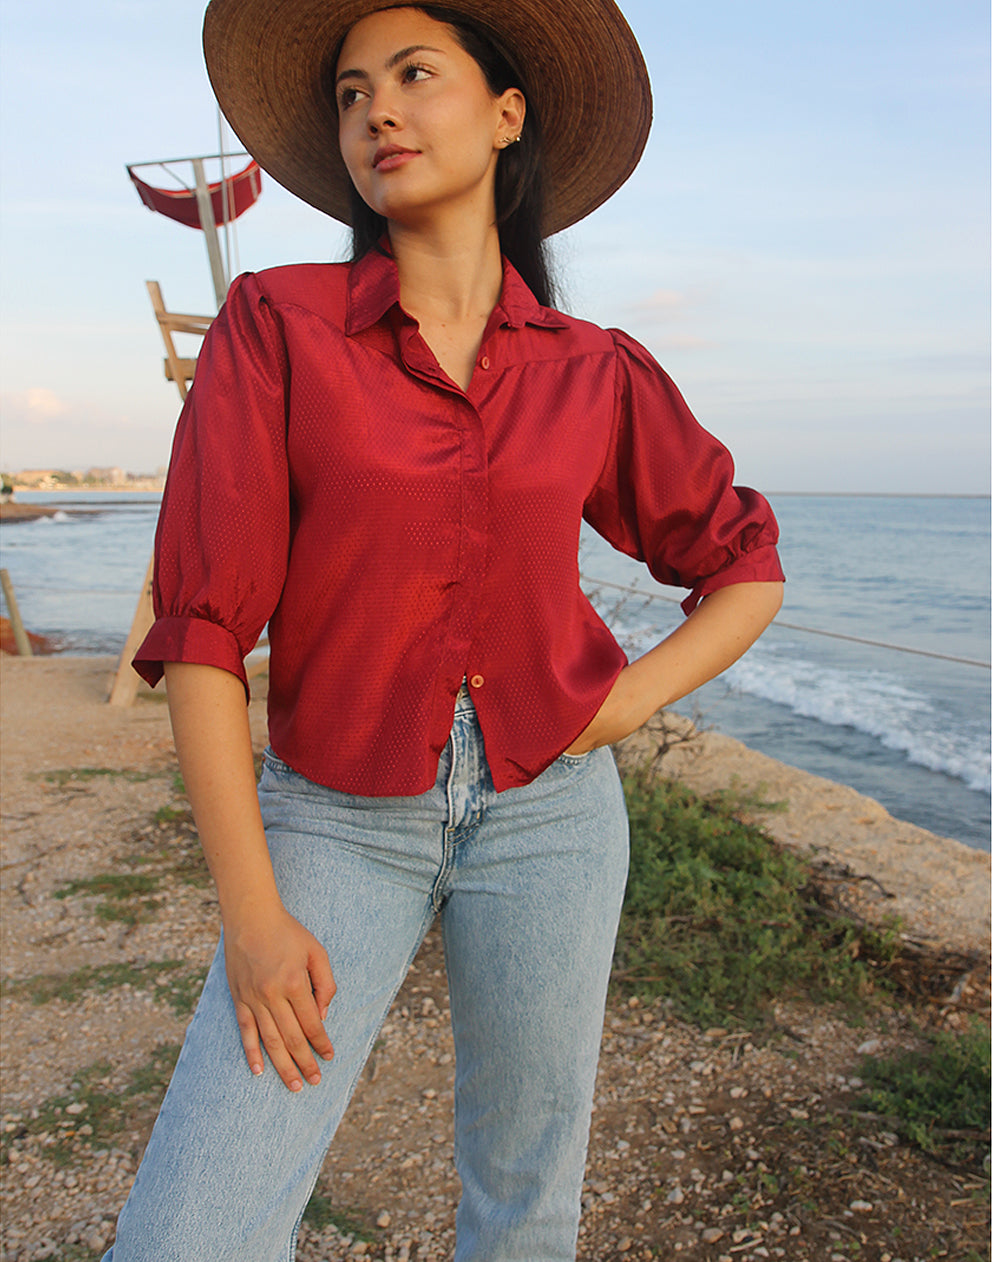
left=495, top=88, right=526, bottom=146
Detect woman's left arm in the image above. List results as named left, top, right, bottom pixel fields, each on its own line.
left=564, top=580, right=783, bottom=755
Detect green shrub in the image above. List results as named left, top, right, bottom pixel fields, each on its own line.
left=858, top=1018, right=990, bottom=1165
left=615, top=770, right=884, bottom=1027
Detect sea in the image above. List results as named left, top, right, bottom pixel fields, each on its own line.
left=2, top=491, right=989, bottom=851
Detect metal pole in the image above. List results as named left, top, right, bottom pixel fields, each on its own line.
left=128, top=150, right=248, bottom=170
left=192, top=157, right=229, bottom=310
left=218, top=109, right=233, bottom=285
left=0, top=568, right=33, bottom=657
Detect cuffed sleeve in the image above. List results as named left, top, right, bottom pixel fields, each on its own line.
left=132, top=272, right=291, bottom=695
left=584, top=329, right=785, bottom=611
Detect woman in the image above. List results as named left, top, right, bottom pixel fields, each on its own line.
left=108, top=1, right=784, bottom=1257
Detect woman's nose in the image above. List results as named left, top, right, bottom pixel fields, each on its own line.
left=367, top=88, right=400, bottom=134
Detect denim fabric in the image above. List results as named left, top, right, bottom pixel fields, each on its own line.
left=103, top=691, right=629, bottom=1261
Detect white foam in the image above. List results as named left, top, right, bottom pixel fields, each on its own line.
left=590, top=590, right=992, bottom=797
left=726, top=652, right=991, bottom=795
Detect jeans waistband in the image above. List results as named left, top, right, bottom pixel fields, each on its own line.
left=453, top=680, right=475, bottom=717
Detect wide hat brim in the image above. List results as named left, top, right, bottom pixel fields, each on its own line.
left=203, top=0, right=652, bottom=237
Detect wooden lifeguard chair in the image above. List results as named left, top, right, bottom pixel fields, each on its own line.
left=107, top=281, right=215, bottom=706
left=108, top=151, right=262, bottom=706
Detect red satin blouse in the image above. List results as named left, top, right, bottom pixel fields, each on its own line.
left=134, top=249, right=784, bottom=795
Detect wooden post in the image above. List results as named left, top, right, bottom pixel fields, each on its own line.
left=192, top=157, right=228, bottom=310
left=107, top=557, right=155, bottom=706
left=0, top=568, right=32, bottom=657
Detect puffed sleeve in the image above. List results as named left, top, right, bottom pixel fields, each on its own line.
left=584, top=329, right=784, bottom=613
left=132, top=272, right=290, bottom=695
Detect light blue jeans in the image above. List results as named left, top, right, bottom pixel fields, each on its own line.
left=103, top=689, right=629, bottom=1261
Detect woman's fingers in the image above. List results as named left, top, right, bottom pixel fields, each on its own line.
left=254, top=1002, right=314, bottom=1092
left=286, top=968, right=335, bottom=1067
left=234, top=1002, right=266, bottom=1078
left=309, top=943, right=337, bottom=1023
left=236, top=996, right=306, bottom=1091
left=252, top=992, right=330, bottom=1091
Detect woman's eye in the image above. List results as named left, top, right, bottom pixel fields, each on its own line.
left=402, top=63, right=430, bottom=84
left=337, top=86, right=365, bottom=110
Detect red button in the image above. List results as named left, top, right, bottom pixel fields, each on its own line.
left=469, top=674, right=485, bottom=688
left=479, top=356, right=491, bottom=370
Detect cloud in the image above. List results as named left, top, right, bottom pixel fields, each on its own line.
left=649, top=334, right=712, bottom=351
left=622, top=288, right=714, bottom=349
left=5, top=387, right=69, bottom=423
left=0, top=387, right=172, bottom=473
left=628, top=289, right=691, bottom=317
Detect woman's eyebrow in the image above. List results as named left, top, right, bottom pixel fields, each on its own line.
left=336, top=45, right=445, bottom=87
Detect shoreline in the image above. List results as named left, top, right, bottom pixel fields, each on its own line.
left=2, top=654, right=988, bottom=955
left=0, top=503, right=109, bottom=523
left=1, top=493, right=161, bottom=522
left=0, top=503, right=62, bottom=522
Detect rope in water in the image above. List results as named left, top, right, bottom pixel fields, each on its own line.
left=579, top=575, right=992, bottom=671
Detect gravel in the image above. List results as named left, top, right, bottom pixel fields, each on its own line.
left=1, top=657, right=987, bottom=1261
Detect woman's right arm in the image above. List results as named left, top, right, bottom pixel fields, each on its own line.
left=164, top=661, right=336, bottom=1092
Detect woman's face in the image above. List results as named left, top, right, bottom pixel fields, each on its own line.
left=335, top=7, right=524, bottom=229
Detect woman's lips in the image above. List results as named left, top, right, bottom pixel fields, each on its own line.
left=373, top=146, right=420, bottom=172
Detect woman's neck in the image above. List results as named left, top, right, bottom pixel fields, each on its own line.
left=386, top=219, right=504, bottom=392
left=389, top=219, right=504, bottom=327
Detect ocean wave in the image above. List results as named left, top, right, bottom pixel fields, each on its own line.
left=725, top=653, right=991, bottom=795
left=599, top=603, right=992, bottom=797
left=36, top=510, right=73, bottom=525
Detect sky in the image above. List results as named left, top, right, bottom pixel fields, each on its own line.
left=0, top=0, right=988, bottom=493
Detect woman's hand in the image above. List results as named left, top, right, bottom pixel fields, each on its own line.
left=224, top=902, right=336, bottom=1092
left=563, top=665, right=657, bottom=755
left=563, top=581, right=784, bottom=756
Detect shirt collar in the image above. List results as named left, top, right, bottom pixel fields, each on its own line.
left=345, top=242, right=569, bottom=336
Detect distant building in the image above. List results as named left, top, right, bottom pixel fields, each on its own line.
left=14, top=469, right=59, bottom=488
left=85, top=467, right=127, bottom=485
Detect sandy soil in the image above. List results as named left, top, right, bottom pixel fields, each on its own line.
left=1, top=655, right=988, bottom=1262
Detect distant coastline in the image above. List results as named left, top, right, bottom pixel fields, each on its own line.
left=766, top=490, right=992, bottom=499
left=10, top=482, right=165, bottom=493
left=1, top=481, right=165, bottom=522
left=3, top=468, right=165, bottom=495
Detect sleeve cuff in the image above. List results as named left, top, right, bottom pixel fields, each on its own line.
left=132, top=616, right=250, bottom=698
left=681, top=544, right=786, bottom=615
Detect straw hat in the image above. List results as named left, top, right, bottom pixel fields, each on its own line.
left=203, top=0, right=652, bottom=236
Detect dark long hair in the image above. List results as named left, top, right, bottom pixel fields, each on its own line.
left=340, top=5, right=556, bottom=307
